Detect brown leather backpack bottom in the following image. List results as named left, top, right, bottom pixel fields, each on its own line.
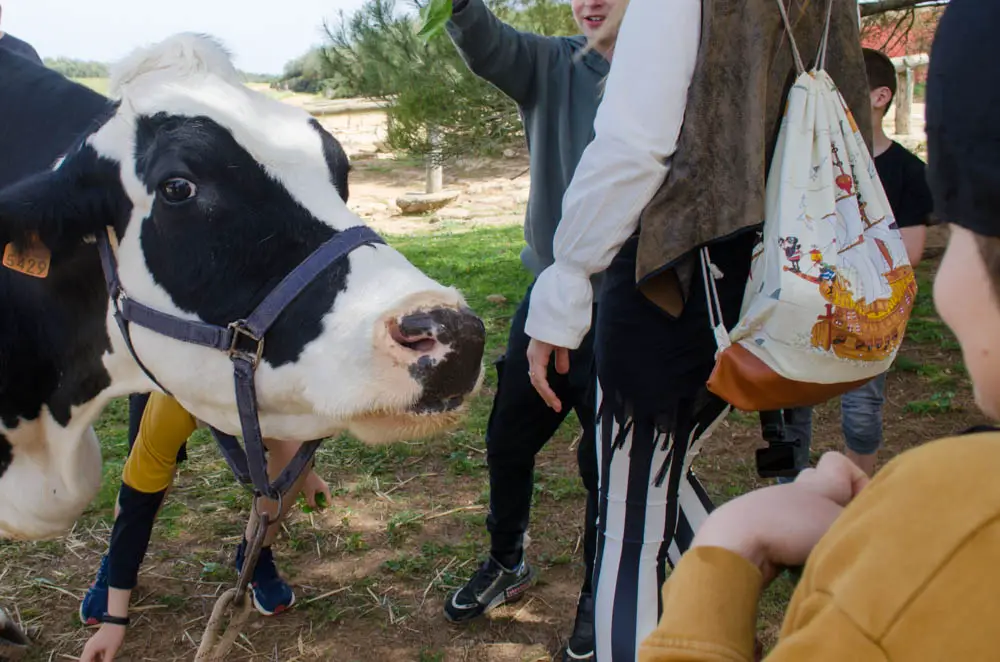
left=707, top=343, right=873, bottom=412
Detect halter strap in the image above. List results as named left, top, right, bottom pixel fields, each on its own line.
left=96, top=225, right=385, bottom=499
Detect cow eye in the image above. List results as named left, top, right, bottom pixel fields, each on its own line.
left=159, top=177, right=197, bottom=203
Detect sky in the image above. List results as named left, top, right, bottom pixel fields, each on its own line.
left=1, top=0, right=372, bottom=74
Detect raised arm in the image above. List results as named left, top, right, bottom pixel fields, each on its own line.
left=523, top=0, right=702, bottom=349
left=446, top=0, right=549, bottom=105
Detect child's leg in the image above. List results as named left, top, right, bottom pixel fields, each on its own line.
left=120, top=393, right=196, bottom=498
left=111, top=394, right=183, bottom=518
left=248, top=439, right=313, bottom=546
left=234, top=439, right=314, bottom=616
left=109, top=394, right=196, bottom=586
left=81, top=393, right=196, bottom=626
left=840, top=373, right=887, bottom=476
left=774, top=406, right=815, bottom=484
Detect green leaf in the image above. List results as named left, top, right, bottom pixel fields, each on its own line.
left=298, top=491, right=328, bottom=513
left=417, top=0, right=453, bottom=43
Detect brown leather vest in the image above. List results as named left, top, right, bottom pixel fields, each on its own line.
left=636, top=0, right=873, bottom=316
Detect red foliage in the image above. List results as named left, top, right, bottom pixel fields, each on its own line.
left=861, top=7, right=943, bottom=57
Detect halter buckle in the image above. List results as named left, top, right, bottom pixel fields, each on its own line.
left=228, top=321, right=264, bottom=368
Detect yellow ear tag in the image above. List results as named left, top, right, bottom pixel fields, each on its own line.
left=3, top=234, right=51, bottom=278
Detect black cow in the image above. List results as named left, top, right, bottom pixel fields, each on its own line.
left=0, top=34, right=485, bottom=540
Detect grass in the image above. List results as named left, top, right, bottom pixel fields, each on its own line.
left=0, top=224, right=981, bottom=660
left=536, top=471, right=588, bottom=502
left=388, top=226, right=533, bottom=358
left=902, top=267, right=963, bottom=350
left=904, top=390, right=960, bottom=414
left=73, top=77, right=109, bottom=95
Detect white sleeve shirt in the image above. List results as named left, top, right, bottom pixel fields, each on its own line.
left=523, top=0, right=702, bottom=349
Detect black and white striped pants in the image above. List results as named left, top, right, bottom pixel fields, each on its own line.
left=589, top=231, right=755, bottom=660
left=592, top=384, right=730, bottom=661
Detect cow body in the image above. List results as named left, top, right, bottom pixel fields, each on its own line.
left=0, top=35, right=485, bottom=540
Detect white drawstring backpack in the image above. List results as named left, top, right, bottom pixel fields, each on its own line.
left=703, top=0, right=917, bottom=412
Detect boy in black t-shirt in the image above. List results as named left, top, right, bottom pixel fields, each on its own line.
left=782, top=48, right=935, bottom=479
left=835, top=48, right=935, bottom=476
left=867, top=48, right=935, bottom=269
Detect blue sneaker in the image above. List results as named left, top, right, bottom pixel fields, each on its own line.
left=80, top=554, right=110, bottom=626
left=235, top=540, right=295, bottom=616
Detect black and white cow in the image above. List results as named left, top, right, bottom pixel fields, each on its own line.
left=0, top=34, right=486, bottom=541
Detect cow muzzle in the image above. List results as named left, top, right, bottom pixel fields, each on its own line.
left=384, top=305, right=486, bottom=412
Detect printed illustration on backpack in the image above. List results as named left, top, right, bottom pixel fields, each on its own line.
left=779, top=236, right=803, bottom=273
left=780, top=140, right=918, bottom=362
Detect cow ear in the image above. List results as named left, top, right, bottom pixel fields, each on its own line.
left=0, top=145, right=128, bottom=253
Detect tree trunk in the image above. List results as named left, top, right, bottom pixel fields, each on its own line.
left=425, top=126, right=443, bottom=195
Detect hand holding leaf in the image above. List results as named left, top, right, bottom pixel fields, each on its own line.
left=417, top=0, right=453, bottom=43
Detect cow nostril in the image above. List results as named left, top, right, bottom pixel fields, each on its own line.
left=388, top=317, right=438, bottom=353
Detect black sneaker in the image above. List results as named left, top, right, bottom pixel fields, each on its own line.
left=443, top=555, right=535, bottom=623
left=562, top=592, right=595, bottom=661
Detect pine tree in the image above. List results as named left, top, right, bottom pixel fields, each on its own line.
left=320, top=0, right=576, bottom=167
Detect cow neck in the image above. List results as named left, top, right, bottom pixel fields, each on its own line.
left=0, top=241, right=128, bottom=436
left=95, top=224, right=385, bottom=500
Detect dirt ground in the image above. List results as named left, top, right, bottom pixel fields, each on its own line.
left=345, top=155, right=531, bottom=237
left=0, top=136, right=978, bottom=662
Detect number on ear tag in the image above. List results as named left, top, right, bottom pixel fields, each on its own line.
left=3, top=235, right=51, bottom=278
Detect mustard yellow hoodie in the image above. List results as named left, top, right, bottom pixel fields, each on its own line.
left=640, top=431, right=1000, bottom=661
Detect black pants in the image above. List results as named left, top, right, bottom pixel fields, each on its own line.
left=485, top=281, right=599, bottom=595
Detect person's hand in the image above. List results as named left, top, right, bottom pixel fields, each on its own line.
left=691, top=452, right=870, bottom=584
left=300, top=470, right=332, bottom=510
left=526, top=338, right=570, bottom=413
left=79, top=623, right=126, bottom=662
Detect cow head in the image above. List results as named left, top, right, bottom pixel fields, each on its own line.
left=0, top=34, right=485, bottom=537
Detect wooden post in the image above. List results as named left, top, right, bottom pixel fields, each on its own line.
left=426, top=162, right=443, bottom=194
left=895, top=65, right=914, bottom=136
left=889, top=54, right=929, bottom=137
left=426, top=126, right=443, bottom=195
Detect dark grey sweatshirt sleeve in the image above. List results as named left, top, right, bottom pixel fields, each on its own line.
left=0, top=34, right=42, bottom=65
left=447, top=0, right=549, bottom=105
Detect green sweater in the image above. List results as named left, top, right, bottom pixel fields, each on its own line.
left=447, top=0, right=609, bottom=293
